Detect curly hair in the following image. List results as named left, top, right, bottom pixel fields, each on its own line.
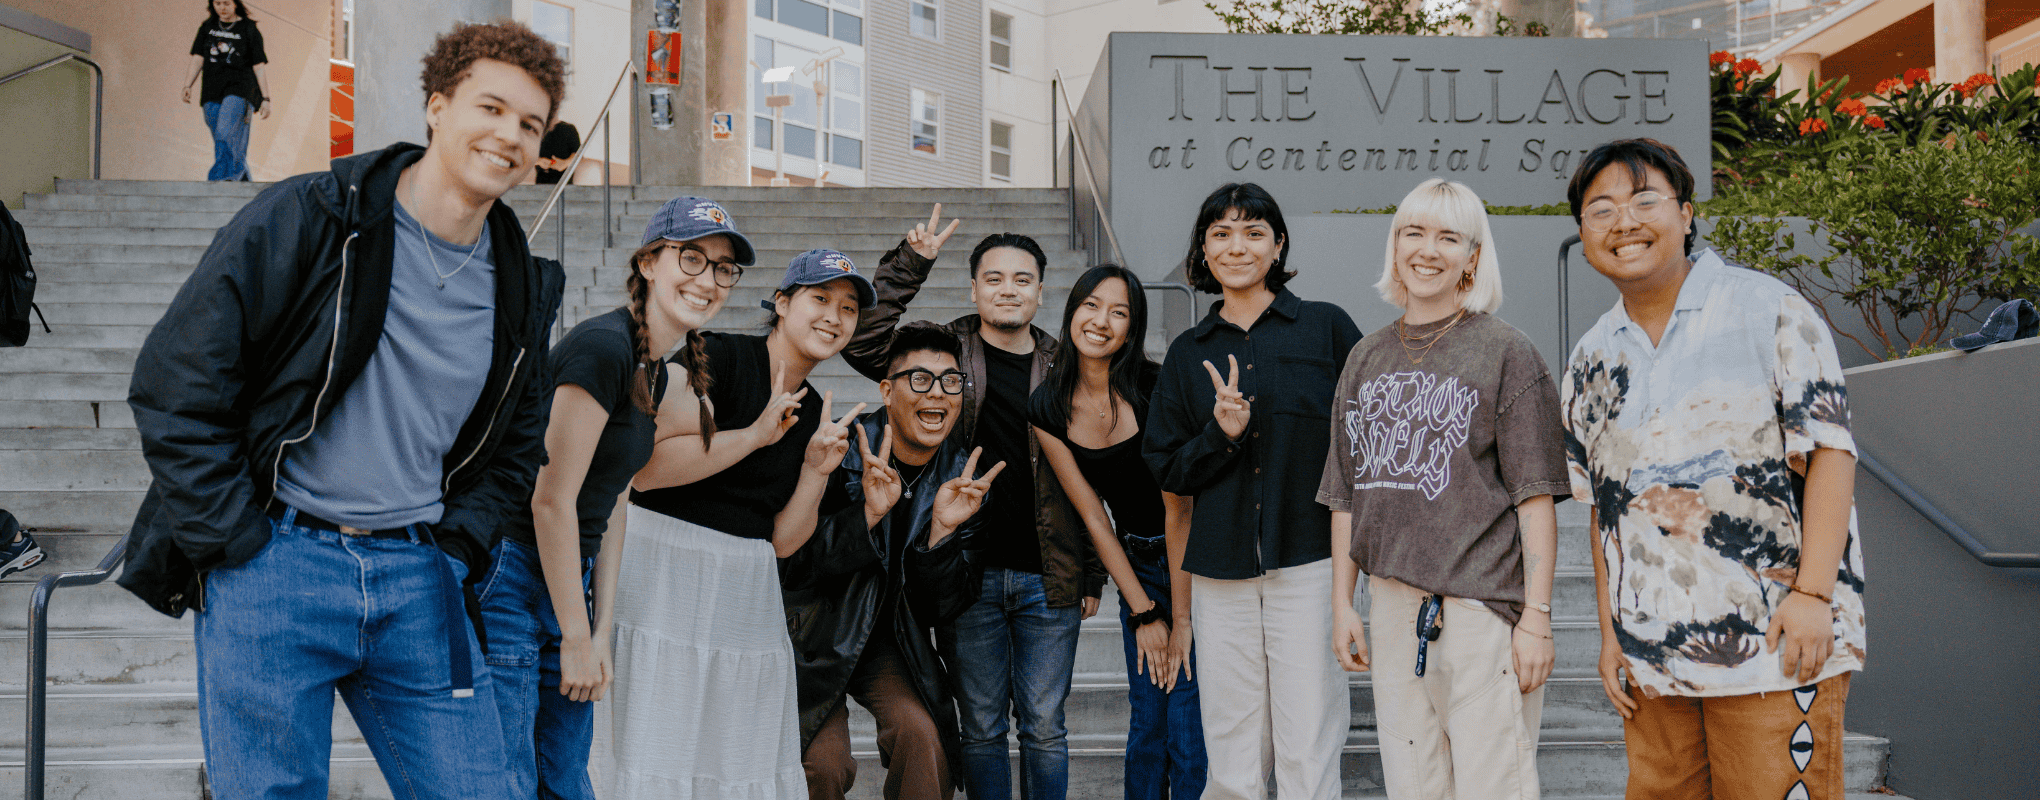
left=418, top=21, right=567, bottom=132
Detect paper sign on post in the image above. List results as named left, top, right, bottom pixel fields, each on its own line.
left=711, top=112, right=735, bottom=140
left=646, top=31, right=681, bottom=86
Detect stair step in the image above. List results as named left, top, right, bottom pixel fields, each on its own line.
left=0, top=531, right=125, bottom=576
left=0, top=491, right=146, bottom=532
left=0, top=346, right=141, bottom=374
left=0, top=401, right=136, bottom=429
left=0, top=448, right=149, bottom=491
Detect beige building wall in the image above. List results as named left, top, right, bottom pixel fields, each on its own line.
left=0, top=19, right=90, bottom=208
left=7, top=0, right=333, bottom=184
left=510, top=0, right=632, bottom=177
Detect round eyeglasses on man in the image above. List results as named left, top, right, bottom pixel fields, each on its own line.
left=887, top=367, right=967, bottom=395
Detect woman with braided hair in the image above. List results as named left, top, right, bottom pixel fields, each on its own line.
left=476, top=196, right=751, bottom=799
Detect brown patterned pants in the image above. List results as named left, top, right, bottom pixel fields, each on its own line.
left=803, top=637, right=953, bottom=800
left=1623, top=672, right=1852, bottom=800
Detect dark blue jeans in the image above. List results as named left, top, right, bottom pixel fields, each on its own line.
left=479, top=537, right=597, bottom=800
left=201, top=95, right=251, bottom=181
left=940, top=567, right=1083, bottom=800
left=1118, top=548, right=1207, bottom=800
left=194, top=511, right=509, bottom=799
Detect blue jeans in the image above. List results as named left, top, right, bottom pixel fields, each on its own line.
left=479, top=537, right=597, bottom=800
left=202, top=95, right=251, bottom=181
left=194, top=512, right=509, bottom=800
left=939, top=567, right=1083, bottom=800
left=1118, top=549, right=1207, bottom=800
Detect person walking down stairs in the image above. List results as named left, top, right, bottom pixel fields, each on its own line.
left=0, top=508, right=45, bottom=579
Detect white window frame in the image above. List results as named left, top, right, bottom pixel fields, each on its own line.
left=532, top=0, right=574, bottom=77
left=988, top=120, right=1012, bottom=181
left=911, top=88, right=942, bottom=158
left=911, top=0, right=940, bottom=40
left=988, top=12, right=1012, bottom=72
left=750, top=29, right=869, bottom=185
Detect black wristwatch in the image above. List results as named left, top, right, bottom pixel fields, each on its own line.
left=1128, top=600, right=1168, bottom=628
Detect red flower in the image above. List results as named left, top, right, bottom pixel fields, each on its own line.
left=1977, top=129, right=1990, bottom=141
left=1836, top=98, right=1868, bottom=116
left=1958, top=83, right=1977, bottom=99
left=1799, top=117, right=1829, bottom=136
left=1735, top=58, right=1762, bottom=75
left=1710, top=51, right=1734, bottom=66
left=1735, top=78, right=1746, bottom=91
left=1865, top=114, right=1887, bottom=129
left=1874, top=77, right=1902, bottom=95
left=1967, top=72, right=1997, bottom=87
left=1903, top=67, right=1931, bottom=86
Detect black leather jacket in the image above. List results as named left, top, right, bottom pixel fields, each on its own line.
left=780, top=411, right=985, bottom=764
left=118, top=143, right=564, bottom=617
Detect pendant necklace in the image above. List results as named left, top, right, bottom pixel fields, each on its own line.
left=1396, top=308, right=1469, bottom=365
left=1078, top=383, right=1109, bottom=420
left=413, top=183, right=485, bottom=289
left=893, top=457, right=928, bottom=499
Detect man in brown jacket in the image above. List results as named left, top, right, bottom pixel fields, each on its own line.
left=843, top=205, right=1103, bottom=800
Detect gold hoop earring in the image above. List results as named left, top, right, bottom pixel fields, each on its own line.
left=1457, top=269, right=1475, bottom=292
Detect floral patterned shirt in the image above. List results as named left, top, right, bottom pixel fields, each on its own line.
left=1561, top=250, right=1866, bottom=698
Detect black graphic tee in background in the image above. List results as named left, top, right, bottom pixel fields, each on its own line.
left=975, top=344, right=1042, bottom=575
left=190, top=19, right=267, bottom=107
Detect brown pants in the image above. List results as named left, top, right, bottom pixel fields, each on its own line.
left=804, top=636, right=953, bottom=800
left=1624, top=672, right=1852, bottom=800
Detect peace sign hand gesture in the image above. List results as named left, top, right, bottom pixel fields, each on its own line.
left=1203, top=354, right=1251, bottom=441
left=749, top=362, right=809, bottom=448
left=907, top=203, right=962, bottom=260
left=931, top=447, right=1007, bottom=545
left=857, top=423, right=903, bottom=523
left=802, top=391, right=868, bottom=478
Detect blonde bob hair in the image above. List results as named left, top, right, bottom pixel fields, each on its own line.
left=1375, top=177, right=1504, bottom=315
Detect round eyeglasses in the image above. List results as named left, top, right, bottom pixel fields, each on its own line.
left=669, top=245, right=744, bottom=288
left=1582, top=191, right=1677, bottom=232
left=887, top=367, right=967, bottom=396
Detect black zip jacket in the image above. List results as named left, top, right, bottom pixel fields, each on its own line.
left=780, top=411, right=986, bottom=768
left=118, top=143, right=565, bottom=617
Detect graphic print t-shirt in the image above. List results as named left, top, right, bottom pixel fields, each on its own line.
left=1314, top=311, right=1569, bottom=626
left=190, top=19, right=267, bottom=106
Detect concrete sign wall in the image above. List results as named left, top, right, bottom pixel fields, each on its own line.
left=1074, top=32, right=1711, bottom=280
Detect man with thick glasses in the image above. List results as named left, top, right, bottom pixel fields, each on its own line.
left=1560, top=139, right=1865, bottom=800
left=785, top=322, right=1003, bottom=800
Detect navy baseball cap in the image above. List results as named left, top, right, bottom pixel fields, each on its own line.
left=640, top=196, right=756, bottom=266
left=767, top=249, right=877, bottom=310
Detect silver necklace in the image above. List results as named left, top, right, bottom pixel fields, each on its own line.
left=412, top=184, right=484, bottom=289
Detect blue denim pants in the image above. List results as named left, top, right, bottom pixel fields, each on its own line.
left=193, top=512, right=510, bottom=800
left=479, top=537, right=597, bottom=800
left=201, top=95, right=252, bottom=181
left=1118, top=548, right=1207, bottom=800
left=939, top=567, right=1083, bottom=800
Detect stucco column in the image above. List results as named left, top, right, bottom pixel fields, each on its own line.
left=1777, top=52, right=1821, bottom=94
left=1936, top=0, right=1987, bottom=82
left=634, top=0, right=702, bottom=185
left=703, top=0, right=750, bottom=185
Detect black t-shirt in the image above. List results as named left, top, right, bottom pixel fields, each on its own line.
left=502, top=309, right=656, bottom=559
left=975, top=344, right=1042, bottom=574
left=631, top=332, right=843, bottom=539
left=1027, top=364, right=1165, bottom=547
left=190, top=19, right=267, bottom=106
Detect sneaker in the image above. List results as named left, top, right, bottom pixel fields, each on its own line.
left=0, top=529, right=45, bottom=579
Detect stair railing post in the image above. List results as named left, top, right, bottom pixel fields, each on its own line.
left=602, top=113, right=613, bottom=250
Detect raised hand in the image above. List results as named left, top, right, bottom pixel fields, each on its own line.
left=906, top=202, right=962, bottom=260
left=1202, top=354, right=1251, bottom=441
left=931, top=447, right=1006, bottom=541
left=802, top=391, right=866, bottom=477
left=749, top=361, right=809, bottom=448
left=857, top=423, right=902, bottom=522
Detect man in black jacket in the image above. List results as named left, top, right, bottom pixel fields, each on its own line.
left=785, top=323, right=1002, bottom=800
left=117, top=23, right=565, bottom=799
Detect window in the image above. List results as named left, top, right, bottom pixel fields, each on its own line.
left=989, top=121, right=1012, bottom=181
left=833, top=11, right=862, bottom=44
left=759, top=0, right=863, bottom=43
left=339, top=0, right=355, bottom=61
left=988, top=12, right=1011, bottom=71
left=911, top=89, right=941, bottom=155
left=756, top=0, right=773, bottom=19
left=911, top=0, right=939, bottom=39
left=532, top=1, right=573, bottom=76
left=779, top=0, right=830, bottom=36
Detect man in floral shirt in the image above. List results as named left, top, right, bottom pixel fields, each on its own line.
left=1560, top=139, right=1866, bottom=800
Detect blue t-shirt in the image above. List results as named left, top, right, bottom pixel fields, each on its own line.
left=274, top=201, right=497, bottom=529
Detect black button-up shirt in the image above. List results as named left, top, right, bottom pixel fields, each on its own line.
left=1142, top=289, right=1362, bottom=580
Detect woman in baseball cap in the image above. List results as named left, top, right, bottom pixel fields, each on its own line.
left=612, top=239, right=878, bottom=798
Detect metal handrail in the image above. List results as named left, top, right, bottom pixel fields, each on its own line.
left=531, top=58, right=639, bottom=234
left=1051, top=69, right=1126, bottom=270
left=1857, top=449, right=2040, bottom=568
left=24, top=530, right=132, bottom=799
left=1558, top=234, right=1580, bottom=356
left=0, top=53, right=104, bottom=180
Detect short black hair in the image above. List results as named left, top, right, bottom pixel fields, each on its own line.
left=885, top=321, right=962, bottom=374
left=1184, top=182, right=1295, bottom=295
left=540, top=121, right=581, bottom=160
left=1566, top=138, right=1698, bottom=255
left=968, top=233, right=1047, bottom=280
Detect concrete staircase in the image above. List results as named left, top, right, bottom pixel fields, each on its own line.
left=0, top=180, right=1899, bottom=798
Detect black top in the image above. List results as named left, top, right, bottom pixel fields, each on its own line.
left=975, top=344, right=1041, bottom=574
left=1028, top=364, right=1165, bottom=546
left=190, top=18, right=267, bottom=106
left=630, top=332, right=841, bottom=539
left=501, top=309, right=656, bottom=559
left=1141, top=289, right=1363, bottom=580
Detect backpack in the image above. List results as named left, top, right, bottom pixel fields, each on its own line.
left=2, top=201, right=51, bottom=347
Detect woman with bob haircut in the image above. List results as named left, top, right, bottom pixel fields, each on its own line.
left=1142, top=183, right=1361, bottom=800
left=1029, top=264, right=1207, bottom=800
left=1317, top=177, right=1569, bottom=800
